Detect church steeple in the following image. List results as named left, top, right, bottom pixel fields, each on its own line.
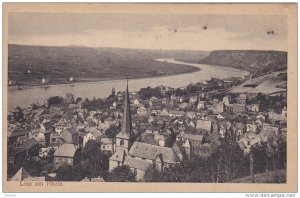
left=121, top=80, right=132, bottom=136
left=114, top=80, right=134, bottom=152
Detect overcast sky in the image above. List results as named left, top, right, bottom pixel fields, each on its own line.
left=8, top=13, right=287, bottom=51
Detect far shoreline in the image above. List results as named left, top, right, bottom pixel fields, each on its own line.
left=8, top=59, right=202, bottom=91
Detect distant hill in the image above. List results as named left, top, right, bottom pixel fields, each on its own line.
left=200, top=50, right=287, bottom=73
left=8, top=44, right=209, bottom=86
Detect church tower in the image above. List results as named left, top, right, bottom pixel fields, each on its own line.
left=115, top=81, right=134, bottom=152
left=109, top=81, right=135, bottom=172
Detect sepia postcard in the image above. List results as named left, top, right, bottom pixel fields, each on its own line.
left=2, top=3, right=297, bottom=192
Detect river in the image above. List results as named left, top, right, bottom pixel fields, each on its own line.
left=7, top=59, right=249, bottom=110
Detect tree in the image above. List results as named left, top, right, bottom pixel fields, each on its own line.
left=80, top=139, right=110, bottom=178
left=144, top=166, right=164, bottom=182
left=108, top=165, right=136, bottom=182
left=56, top=165, right=73, bottom=181
left=48, top=96, right=64, bottom=106
left=105, top=125, right=120, bottom=138
left=139, top=86, right=162, bottom=100
left=13, top=107, right=24, bottom=122
left=65, top=93, right=75, bottom=104
left=210, top=130, right=250, bottom=182
left=250, top=142, right=268, bottom=174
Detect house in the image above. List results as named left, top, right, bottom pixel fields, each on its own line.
left=53, top=144, right=80, bottom=167
left=162, top=98, right=169, bottom=105
left=8, top=127, right=31, bottom=146
left=212, top=99, right=219, bottom=107
left=176, top=131, right=204, bottom=143
left=176, top=132, right=208, bottom=158
left=109, top=83, right=181, bottom=179
left=83, top=128, right=104, bottom=147
left=255, top=116, right=264, bottom=126
left=239, top=134, right=263, bottom=153
left=141, top=132, right=157, bottom=146
left=223, top=96, right=230, bottom=106
left=189, top=96, right=198, bottom=104
left=213, top=102, right=224, bottom=114
left=137, top=106, right=148, bottom=116
left=176, top=131, right=204, bottom=156
left=169, top=99, right=178, bottom=106
left=262, top=123, right=279, bottom=135
left=268, top=111, right=285, bottom=123
left=218, top=122, right=230, bottom=138
left=8, top=138, right=39, bottom=167
left=249, top=104, right=260, bottom=112
left=153, top=132, right=170, bottom=147
left=54, top=118, right=71, bottom=134
left=197, top=101, right=205, bottom=110
left=10, top=167, right=45, bottom=181
left=60, top=127, right=79, bottom=145
left=100, top=137, right=114, bottom=152
left=179, top=102, right=189, bottom=109
left=246, top=122, right=258, bottom=133
left=169, top=110, right=185, bottom=117
left=232, top=103, right=246, bottom=114
left=30, top=129, right=45, bottom=143
left=123, top=156, right=152, bottom=181
left=128, top=142, right=181, bottom=172
left=237, top=94, right=247, bottom=104
left=133, top=99, right=140, bottom=106
left=159, top=109, right=169, bottom=117
left=40, top=121, right=53, bottom=133
left=232, top=123, right=246, bottom=137
left=49, top=133, right=66, bottom=148
left=149, top=98, right=163, bottom=107
left=196, top=119, right=212, bottom=133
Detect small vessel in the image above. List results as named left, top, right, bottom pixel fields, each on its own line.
left=69, top=76, right=74, bottom=82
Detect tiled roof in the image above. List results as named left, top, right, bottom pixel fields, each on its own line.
left=15, top=138, right=39, bottom=154
left=129, top=142, right=180, bottom=164
left=10, top=167, right=31, bottom=181
left=101, top=138, right=113, bottom=144
left=196, top=120, right=212, bottom=131
left=90, top=129, right=103, bottom=138
left=54, top=143, right=77, bottom=157
left=109, top=148, right=127, bottom=162
left=177, top=131, right=204, bottom=142
left=63, top=127, right=77, bottom=135
left=123, top=157, right=152, bottom=171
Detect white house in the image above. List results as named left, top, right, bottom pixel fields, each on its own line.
left=133, top=99, right=140, bottom=106
left=83, top=129, right=104, bottom=147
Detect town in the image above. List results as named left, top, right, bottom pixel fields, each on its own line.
left=7, top=72, right=287, bottom=183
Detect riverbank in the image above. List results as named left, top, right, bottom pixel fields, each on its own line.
left=8, top=44, right=208, bottom=87
left=8, top=59, right=248, bottom=110
left=8, top=60, right=201, bottom=91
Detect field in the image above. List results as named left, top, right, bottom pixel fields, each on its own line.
left=8, top=45, right=209, bottom=86
left=230, top=169, right=286, bottom=183
left=229, top=71, right=287, bottom=95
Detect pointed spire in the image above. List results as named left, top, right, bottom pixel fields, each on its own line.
left=121, top=79, right=132, bottom=136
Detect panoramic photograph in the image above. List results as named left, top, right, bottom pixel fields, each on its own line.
left=5, top=4, right=290, bottom=188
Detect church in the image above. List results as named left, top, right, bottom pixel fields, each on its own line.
left=109, top=82, right=182, bottom=180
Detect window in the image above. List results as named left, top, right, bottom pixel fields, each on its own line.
left=120, top=140, right=124, bottom=146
